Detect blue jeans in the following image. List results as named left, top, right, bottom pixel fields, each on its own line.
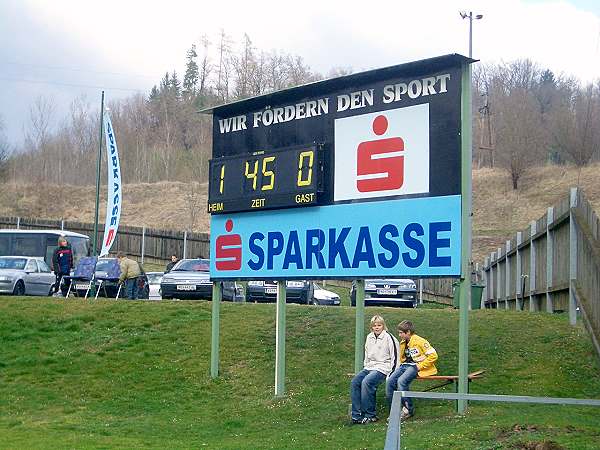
left=350, top=369, right=386, bottom=420
left=386, top=364, right=418, bottom=413
left=125, top=278, right=139, bottom=299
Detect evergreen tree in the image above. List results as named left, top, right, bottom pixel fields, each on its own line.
left=148, top=85, right=160, bottom=102
left=170, top=71, right=182, bottom=100
left=183, top=44, right=199, bottom=100
left=160, top=72, right=171, bottom=94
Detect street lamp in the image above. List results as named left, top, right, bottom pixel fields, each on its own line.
left=460, top=11, right=483, bottom=58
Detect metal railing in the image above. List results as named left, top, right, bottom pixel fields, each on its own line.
left=384, top=391, right=600, bottom=450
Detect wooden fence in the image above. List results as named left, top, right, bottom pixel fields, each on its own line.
left=0, top=217, right=210, bottom=265
left=1, top=215, right=457, bottom=303
left=480, top=188, right=600, bottom=358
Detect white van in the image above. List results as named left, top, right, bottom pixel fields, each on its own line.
left=0, top=229, right=91, bottom=268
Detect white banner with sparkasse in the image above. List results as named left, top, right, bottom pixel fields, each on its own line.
left=99, top=112, right=122, bottom=257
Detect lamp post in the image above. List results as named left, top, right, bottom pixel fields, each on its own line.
left=460, top=11, right=483, bottom=58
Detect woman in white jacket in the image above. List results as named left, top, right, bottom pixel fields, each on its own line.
left=350, top=315, right=399, bottom=424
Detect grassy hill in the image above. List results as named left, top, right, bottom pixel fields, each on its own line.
left=2, top=164, right=600, bottom=263
left=1, top=297, right=599, bottom=449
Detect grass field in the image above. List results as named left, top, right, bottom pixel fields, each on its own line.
left=1, top=297, right=599, bottom=449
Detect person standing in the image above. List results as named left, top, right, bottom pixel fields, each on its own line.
left=165, top=254, right=178, bottom=273
left=117, top=252, right=141, bottom=299
left=386, top=320, right=438, bottom=420
left=350, top=315, right=399, bottom=424
left=51, top=236, right=73, bottom=295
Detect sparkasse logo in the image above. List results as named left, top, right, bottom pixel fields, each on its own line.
left=334, top=104, right=430, bottom=201
left=215, top=219, right=242, bottom=271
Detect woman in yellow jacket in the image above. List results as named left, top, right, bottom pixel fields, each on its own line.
left=386, top=320, right=438, bottom=419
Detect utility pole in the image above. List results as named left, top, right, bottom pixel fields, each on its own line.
left=460, top=11, right=483, bottom=58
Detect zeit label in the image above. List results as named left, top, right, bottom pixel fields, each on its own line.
left=207, top=145, right=322, bottom=214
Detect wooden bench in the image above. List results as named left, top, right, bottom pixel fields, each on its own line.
left=415, top=369, right=485, bottom=392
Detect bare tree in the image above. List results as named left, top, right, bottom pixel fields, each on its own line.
left=494, top=87, right=546, bottom=189
left=23, top=95, right=56, bottom=182
left=552, top=81, right=600, bottom=168
left=25, top=95, right=55, bottom=150
left=216, top=29, right=233, bottom=102
left=198, top=34, right=213, bottom=98
left=0, top=116, right=11, bottom=182
left=231, top=33, right=255, bottom=99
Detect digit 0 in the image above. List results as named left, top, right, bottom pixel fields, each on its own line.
left=297, top=150, right=314, bottom=187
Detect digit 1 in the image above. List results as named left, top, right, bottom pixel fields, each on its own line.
left=297, top=150, right=314, bottom=186
left=245, top=160, right=259, bottom=190
left=219, top=165, right=225, bottom=194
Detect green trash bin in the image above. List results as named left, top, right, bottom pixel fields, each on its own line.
left=452, top=282, right=484, bottom=309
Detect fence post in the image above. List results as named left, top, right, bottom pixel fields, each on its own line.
left=489, top=252, right=495, bottom=306
left=16, top=217, right=20, bottom=229
left=141, top=226, right=146, bottom=266
left=61, top=220, right=65, bottom=231
left=546, top=207, right=554, bottom=313
left=418, top=279, right=423, bottom=305
left=483, top=258, right=489, bottom=308
left=505, top=240, right=511, bottom=310
left=516, top=232, right=522, bottom=311
left=497, top=247, right=502, bottom=309
left=183, top=231, right=188, bottom=259
left=530, top=221, right=537, bottom=312
left=569, top=188, right=578, bottom=326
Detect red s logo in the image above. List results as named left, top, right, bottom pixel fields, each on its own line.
left=216, top=219, right=242, bottom=271
left=105, top=229, right=115, bottom=246
left=356, top=115, right=404, bottom=192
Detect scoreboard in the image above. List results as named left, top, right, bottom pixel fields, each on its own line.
left=205, top=54, right=473, bottom=280
left=207, top=144, right=323, bottom=214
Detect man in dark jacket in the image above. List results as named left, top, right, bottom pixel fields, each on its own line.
left=165, top=254, right=178, bottom=273
left=52, top=236, right=73, bottom=295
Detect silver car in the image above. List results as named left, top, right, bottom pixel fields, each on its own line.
left=0, top=256, right=56, bottom=296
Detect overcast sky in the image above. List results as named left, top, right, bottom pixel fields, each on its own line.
left=1, top=0, right=599, bottom=145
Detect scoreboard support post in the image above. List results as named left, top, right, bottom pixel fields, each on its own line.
left=457, top=62, right=473, bottom=414
left=354, top=280, right=366, bottom=374
left=210, top=282, right=222, bottom=378
left=275, top=282, right=287, bottom=397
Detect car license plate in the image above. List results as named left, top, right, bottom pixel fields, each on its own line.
left=377, top=288, right=397, bottom=295
left=287, top=281, right=303, bottom=288
left=75, top=283, right=90, bottom=290
left=177, top=284, right=196, bottom=291
left=265, top=287, right=277, bottom=294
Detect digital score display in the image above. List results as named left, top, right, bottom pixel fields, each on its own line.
left=207, top=145, right=323, bottom=214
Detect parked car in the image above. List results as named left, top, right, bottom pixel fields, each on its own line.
left=246, top=280, right=314, bottom=304
left=160, top=258, right=242, bottom=301
left=310, top=282, right=341, bottom=306
left=146, top=272, right=163, bottom=300
left=70, top=257, right=149, bottom=299
left=0, top=256, right=56, bottom=296
left=350, top=278, right=417, bottom=307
